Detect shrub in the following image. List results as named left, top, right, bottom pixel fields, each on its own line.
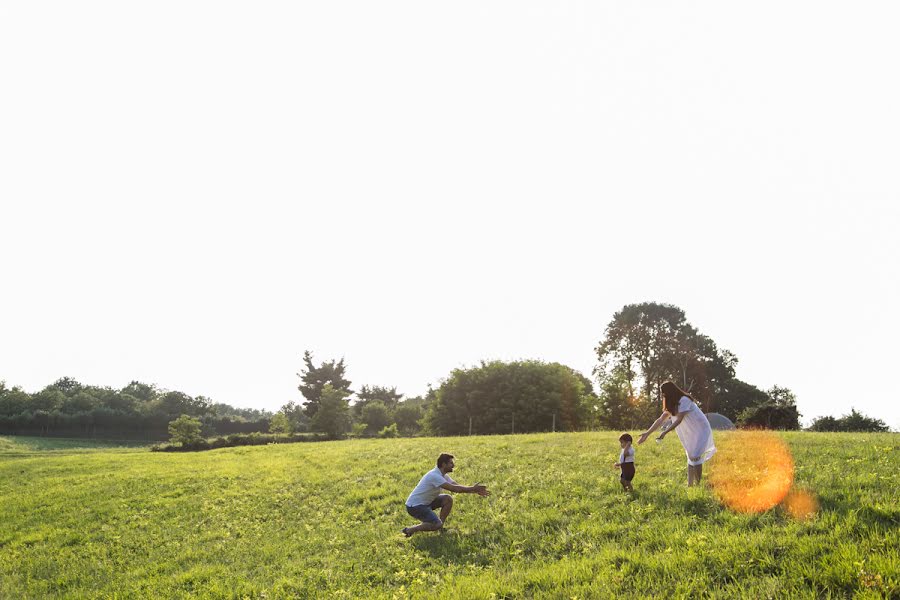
left=378, top=423, right=399, bottom=438
left=809, top=409, right=889, bottom=432
left=168, top=415, right=203, bottom=445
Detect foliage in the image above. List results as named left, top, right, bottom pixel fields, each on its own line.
left=269, top=413, right=292, bottom=435
left=594, top=302, right=737, bottom=412
left=209, top=402, right=274, bottom=421
left=309, top=384, right=352, bottom=439
left=277, top=400, right=309, bottom=433
left=150, top=431, right=326, bottom=451
left=298, top=350, right=352, bottom=418
left=595, top=366, right=653, bottom=430
left=394, top=402, right=424, bottom=436
left=711, top=378, right=770, bottom=423
left=361, top=401, right=393, bottom=435
left=809, top=408, right=890, bottom=432
left=0, top=432, right=897, bottom=598
left=425, top=360, right=597, bottom=435
left=378, top=423, right=399, bottom=438
left=737, top=386, right=802, bottom=430
left=354, top=385, right=402, bottom=418
left=0, top=377, right=269, bottom=440
left=167, top=415, right=203, bottom=446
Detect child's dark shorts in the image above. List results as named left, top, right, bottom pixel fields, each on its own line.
left=620, top=462, right=636, bottom=482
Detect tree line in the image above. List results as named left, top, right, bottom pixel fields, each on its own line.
left=2, top=302, right=889, bottom=442
left=0, top=378, right=272, bottom=439
left=279, top=302, right=888, bottom=438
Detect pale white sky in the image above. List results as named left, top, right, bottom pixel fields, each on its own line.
left=1, top=2, right=898, bottom=430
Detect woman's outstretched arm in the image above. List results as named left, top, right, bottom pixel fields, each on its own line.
left=658, top=412, right=686, bottom=439
left=637, top=412, right=670, bottom=444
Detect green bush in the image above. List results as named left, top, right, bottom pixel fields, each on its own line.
left=378, top=423, right=399, bottom=438
left=168, top=415, right=203, bottom=446
left=151, top=432, right=326, bottom=452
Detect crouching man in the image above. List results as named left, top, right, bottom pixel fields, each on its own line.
left=402, top=453, right=490, bottom=537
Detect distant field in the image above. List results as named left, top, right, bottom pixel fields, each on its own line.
left=0, top=436, right=152, bottom=454
left=0, top=432, right=897, bottom=598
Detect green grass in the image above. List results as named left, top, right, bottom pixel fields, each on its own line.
left=0, top=432, right=897, bottom=599
left=0, top=436, right=152, bottom=454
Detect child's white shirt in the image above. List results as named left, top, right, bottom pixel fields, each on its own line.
left=618, top=445, right=635, bottom=464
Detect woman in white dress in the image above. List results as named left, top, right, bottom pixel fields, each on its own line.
left=637, top=381, right=716, bottom=486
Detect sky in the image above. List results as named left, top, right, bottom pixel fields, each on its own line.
left=1, top=2, right=898, bottom=430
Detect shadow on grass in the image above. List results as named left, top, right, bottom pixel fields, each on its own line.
left=817, top=496, right=899, bottom=528
left=409, top=529, right=495, bottom=565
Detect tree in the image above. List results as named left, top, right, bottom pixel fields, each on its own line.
left=269, top=412, right=292, bottom=435
left=353, top=385, right=402, bottom=422
left=425, top=360, right=596, bottom=436
left=168, top=415, right=203, bottom=445
left=361, top=401, right=393, bottom=435
left=807, top=415, right=840, bottom=432
left=310, top=384, right=352, bottom=439
left=837, top=408, right=889, bottom=432
left=809, top=409, right=889, bottom=432
left=62, top=391, right=98, bottom=414
left=596, top=366, right=648, bottom=430
left=298, top=351, right=352, bottom=418
left=354, top=385, right=402, bottom=417
left=121, top=381, right=158, bottom=403
left=710, top=378, right=769, bottom=423
left=0, top=386, right=31, bottom=417
left=394, top=402, right=424, bottom=436
left=737, top=385, right=801, bottom=430
left=153, top=391, right=210, bottom=419
left=594, top=302, right=737, bottom=414
left=32, top=389, right=66, bottom=412
left=278, top=400, right=309, bottom=433
left=48, top=377, right=83, bottom=394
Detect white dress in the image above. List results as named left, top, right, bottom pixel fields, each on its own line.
left=671, top=396, right=716, bottom=466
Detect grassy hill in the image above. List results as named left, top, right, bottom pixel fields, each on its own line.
left=1, top=432, right=897, bottom=598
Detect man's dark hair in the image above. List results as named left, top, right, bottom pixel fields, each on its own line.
left=437, top=453, right=454, bottom=469
left=619, top=433, right=633, bottom=443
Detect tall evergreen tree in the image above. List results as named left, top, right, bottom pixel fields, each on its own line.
left=297, top=351, right=352, bottom=417
left=310, top=384, right=352, bottom=438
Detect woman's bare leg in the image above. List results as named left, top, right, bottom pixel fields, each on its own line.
left=687, top=464, right=704, bottom=486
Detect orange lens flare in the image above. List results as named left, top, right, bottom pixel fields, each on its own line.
left=708, top=430, right=794, bottom=513
left=783, top=488, right=819, bottom=520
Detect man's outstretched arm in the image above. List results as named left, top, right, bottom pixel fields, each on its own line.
left=440, top=482, right=490, bottom=496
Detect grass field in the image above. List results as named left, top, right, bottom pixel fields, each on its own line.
left=1, top=432, right=897, bottom=599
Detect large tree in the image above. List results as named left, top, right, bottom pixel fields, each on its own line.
left=298, top=351, right=352, bottom=418
left=595, top=366, right=652, bottom=430
left=310, top=384, right=352, bottom=438
left=737, top=385, right=801, bottom=430
left=353, top=385, right=402, bottom=418
left=425, top=360, right=596, bottom=436
left=594, top=302, right=737, bottom=416
left=394, top=402, right=424, bottom=436
left=360, top=401, right=393, bottom=435
left=710, top=377, right=769, bottom=422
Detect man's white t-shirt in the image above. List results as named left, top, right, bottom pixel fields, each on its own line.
left=618, top=446, right=635, bottom=464
left=406, top=467, right=456, bottom=507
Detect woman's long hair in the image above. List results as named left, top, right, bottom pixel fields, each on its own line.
left=660, top=381, right=693, bottom=415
